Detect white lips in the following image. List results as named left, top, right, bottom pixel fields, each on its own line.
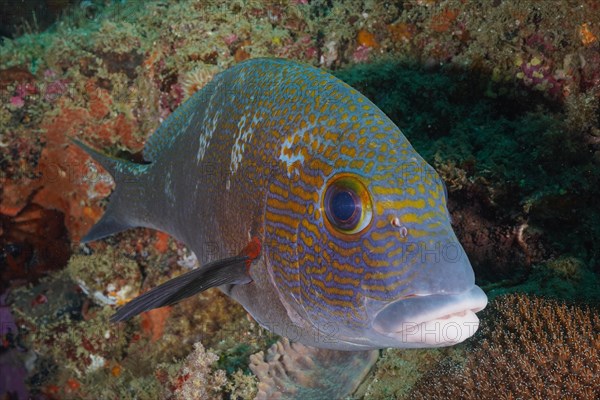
left=373, top=286, right=488, bottom=347
left=391, top=309, right=481, bottom=346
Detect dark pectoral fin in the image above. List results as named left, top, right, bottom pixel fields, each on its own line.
left=110, top=255, right=251, bottom=322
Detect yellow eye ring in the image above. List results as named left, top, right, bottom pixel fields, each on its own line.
left=322, top=173, right=373, bottom=236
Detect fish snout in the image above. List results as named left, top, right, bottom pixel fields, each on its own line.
left=372, top=286, right=488, bottom=347
left=401, top=239, right=477, bottom=295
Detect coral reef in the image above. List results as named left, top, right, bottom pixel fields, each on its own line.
left=1, top=0, right=600, bottom=398
left=66, top=247, right=141, bottom=307
left=225, top=369, right=259, bottom=400
left=249, top=338, right=378, bottom=400
left=7, top=250, right=268, bottom=399
left=159, top=342, right=227, bottom=400
left=0, top=203, right=71, bottom=293
left=0, top=0, right=78, bottom=38
left=488, top=256, right=600, bottom=303
left=356, top=347, right=462, bottom=400
left=179, top=64, right=219, bottom=100
left=408, top=294, right=600, bottom=399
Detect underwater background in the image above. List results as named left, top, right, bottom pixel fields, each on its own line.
left=0, top=0, right=599, bottom=399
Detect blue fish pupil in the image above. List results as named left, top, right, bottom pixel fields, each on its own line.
left=332, top=191, right=358, bottom=223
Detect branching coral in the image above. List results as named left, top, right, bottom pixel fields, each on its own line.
left=225, top=369, right=259, bottom=400
left=408, top=294, right=600, bottom=399
left=161, top=342, right=227, bottom=400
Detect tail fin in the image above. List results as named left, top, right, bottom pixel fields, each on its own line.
left=72, top=139, right=151, bottom=243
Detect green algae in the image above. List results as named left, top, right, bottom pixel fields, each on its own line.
left=217, top=343, right=256, bottom=375
left=356, top=347, right=464, bottom=400
left=333, top=61, right=593, bottom=203
left=487, top=257, right=600, bottom=303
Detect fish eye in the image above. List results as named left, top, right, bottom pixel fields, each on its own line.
left=323, top=174, right=372, bottom=235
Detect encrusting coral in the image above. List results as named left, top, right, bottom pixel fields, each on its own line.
left=357, top=346, right=462, bottom=400
left=66, top=247, right=141, bottom=307
left=160, top=342, right=227, bottom=400
left=249, top=337, right=378, bottom=400
left=408, top=293, right=600, bottom=399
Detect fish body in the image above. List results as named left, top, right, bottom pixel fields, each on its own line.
left=79, top=58, right=487, bottom=350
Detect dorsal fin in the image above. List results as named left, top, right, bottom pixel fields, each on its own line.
left=142, top=90, right=203, bottom=162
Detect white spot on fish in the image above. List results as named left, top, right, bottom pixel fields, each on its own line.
left=391, top=217, right=408, bottom=238
left=165, top=170, right=175, bottom=203
left=196, top=78, right=224, bottom=163
left=230, top=111, right=262, bottom=174
left=182, top=112, right=195, bottom=133
left=278, top=121, right=321, bottom=177
left=197, top=109, right=220, bottom=163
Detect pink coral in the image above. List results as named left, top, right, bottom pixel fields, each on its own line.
left=276, top=35, right=317, bottom=62
left=223, top=33, right=238, bottom=46
left=44, top=79, right=69, bottom=102
left=516, top=56, right=563, bottom=98
left=9, top=81, right=37, bottom=108
left=15, top=82, right=37, bottom=97
left=352, top=45, right=373, bottom=63
left=9, top=96, right=24, bottom=108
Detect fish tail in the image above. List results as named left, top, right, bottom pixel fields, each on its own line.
left=72, top=138, right=151, bottom=243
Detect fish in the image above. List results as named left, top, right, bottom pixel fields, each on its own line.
left=76, top=58, right=487, bottom=351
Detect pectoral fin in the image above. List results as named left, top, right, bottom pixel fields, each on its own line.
left=111, top=255, right=251, bottom=322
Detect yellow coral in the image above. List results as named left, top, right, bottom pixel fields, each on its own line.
left=580, top=23, right=597, bottom=46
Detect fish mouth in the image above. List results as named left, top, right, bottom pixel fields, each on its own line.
left=372, top=286, right=488, bottom=347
